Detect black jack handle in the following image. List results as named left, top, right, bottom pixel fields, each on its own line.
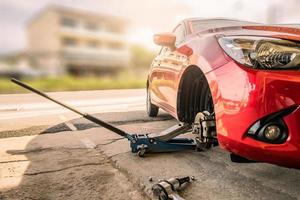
left=11, top=78, right=129, bottom=138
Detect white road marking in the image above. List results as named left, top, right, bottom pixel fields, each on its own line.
left=0, top=97, right=145, bottom=111
left=0, top=97, right=145, bottom=120
left=0, top=105, right=145, bottom=120
left=0, top=89, right=146, bottom=131
left=59, top=115, right=77, bottom=131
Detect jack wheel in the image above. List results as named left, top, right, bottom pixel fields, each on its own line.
left=137, top=144, right=147, bottom=157
left=137, top=148, right=146, bottom=157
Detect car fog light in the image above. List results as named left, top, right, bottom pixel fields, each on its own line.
left=264, top=125, right=281, bottom=140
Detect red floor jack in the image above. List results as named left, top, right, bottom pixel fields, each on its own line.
left=12, top=78, right=217, bottom=157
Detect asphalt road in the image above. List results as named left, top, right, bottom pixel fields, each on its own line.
left=0, top=89, right=145, bottom=132
left=0, top=90, right=300, bottom=200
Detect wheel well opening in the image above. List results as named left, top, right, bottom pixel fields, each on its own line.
left=177, top=66, right=214, bottom=123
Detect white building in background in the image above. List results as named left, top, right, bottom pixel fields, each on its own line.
left=27, top=5, right=130, bottom=75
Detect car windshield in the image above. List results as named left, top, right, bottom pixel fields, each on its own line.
left=190, top=19, right=259, bottom=33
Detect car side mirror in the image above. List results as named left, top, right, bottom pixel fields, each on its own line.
left=153, top=33, right=176, bottom=48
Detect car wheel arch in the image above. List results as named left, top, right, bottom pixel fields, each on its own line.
left=176, top=65, right=214, bottom=123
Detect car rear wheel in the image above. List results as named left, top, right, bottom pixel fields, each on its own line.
left=146, top=87, right=159, bottom=117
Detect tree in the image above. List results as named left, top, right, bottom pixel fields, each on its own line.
left=130, top=45, right=156, bottom=69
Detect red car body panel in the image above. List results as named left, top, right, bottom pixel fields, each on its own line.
left=148, top=19, right=300, bottom=168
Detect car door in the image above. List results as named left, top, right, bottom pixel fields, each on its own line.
left=148, top=46, right=169, bottom=106
left=161, top=24, right=190, bottom=111
left=149, top=23, right=189, bottom=113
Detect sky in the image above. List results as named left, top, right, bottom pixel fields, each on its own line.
left=0, top=0, right=300, bottom=54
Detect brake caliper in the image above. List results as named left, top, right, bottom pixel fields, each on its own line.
left=192, top=111, right=218, bottom=150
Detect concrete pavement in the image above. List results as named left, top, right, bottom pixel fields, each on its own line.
left=0, top=116, right=299, bottom=200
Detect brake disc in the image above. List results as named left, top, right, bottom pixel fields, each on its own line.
left=192, top=111, right=217, bottom=150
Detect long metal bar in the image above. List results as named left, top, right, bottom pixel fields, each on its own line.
left=154, top=123, right=191, bottom=141
left=11, top=78, right=129, bottom=138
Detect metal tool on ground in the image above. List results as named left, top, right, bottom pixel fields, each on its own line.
left=152, top=176, right=192, bottom=200
left=11, top=78, right=216, bottom=156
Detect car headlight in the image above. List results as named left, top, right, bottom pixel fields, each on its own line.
left=218, top=36, right=300, bottom=69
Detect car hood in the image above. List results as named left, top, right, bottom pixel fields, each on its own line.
left=197, top=25, right=300, bottom=42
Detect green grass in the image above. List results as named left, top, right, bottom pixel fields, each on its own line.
left=0, top=74, right=147, bottom=94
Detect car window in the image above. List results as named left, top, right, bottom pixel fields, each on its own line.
left=173, top=24, right=186, bottom=46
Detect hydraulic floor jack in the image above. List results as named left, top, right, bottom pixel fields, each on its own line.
left=12, top=78, right=217, bottom=157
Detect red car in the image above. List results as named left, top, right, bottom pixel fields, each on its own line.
left=147, top=18, right=300, bottom=169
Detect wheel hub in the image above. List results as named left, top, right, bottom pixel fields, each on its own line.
left=192, top=111, right=218, bottom=150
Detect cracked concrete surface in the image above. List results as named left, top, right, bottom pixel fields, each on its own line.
left=0, top=118, right=299, bottom=200
left=0, top=136, right=147, bottom=200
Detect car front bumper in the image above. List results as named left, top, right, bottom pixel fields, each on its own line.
left=211, top=60, right=300, bottom=168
